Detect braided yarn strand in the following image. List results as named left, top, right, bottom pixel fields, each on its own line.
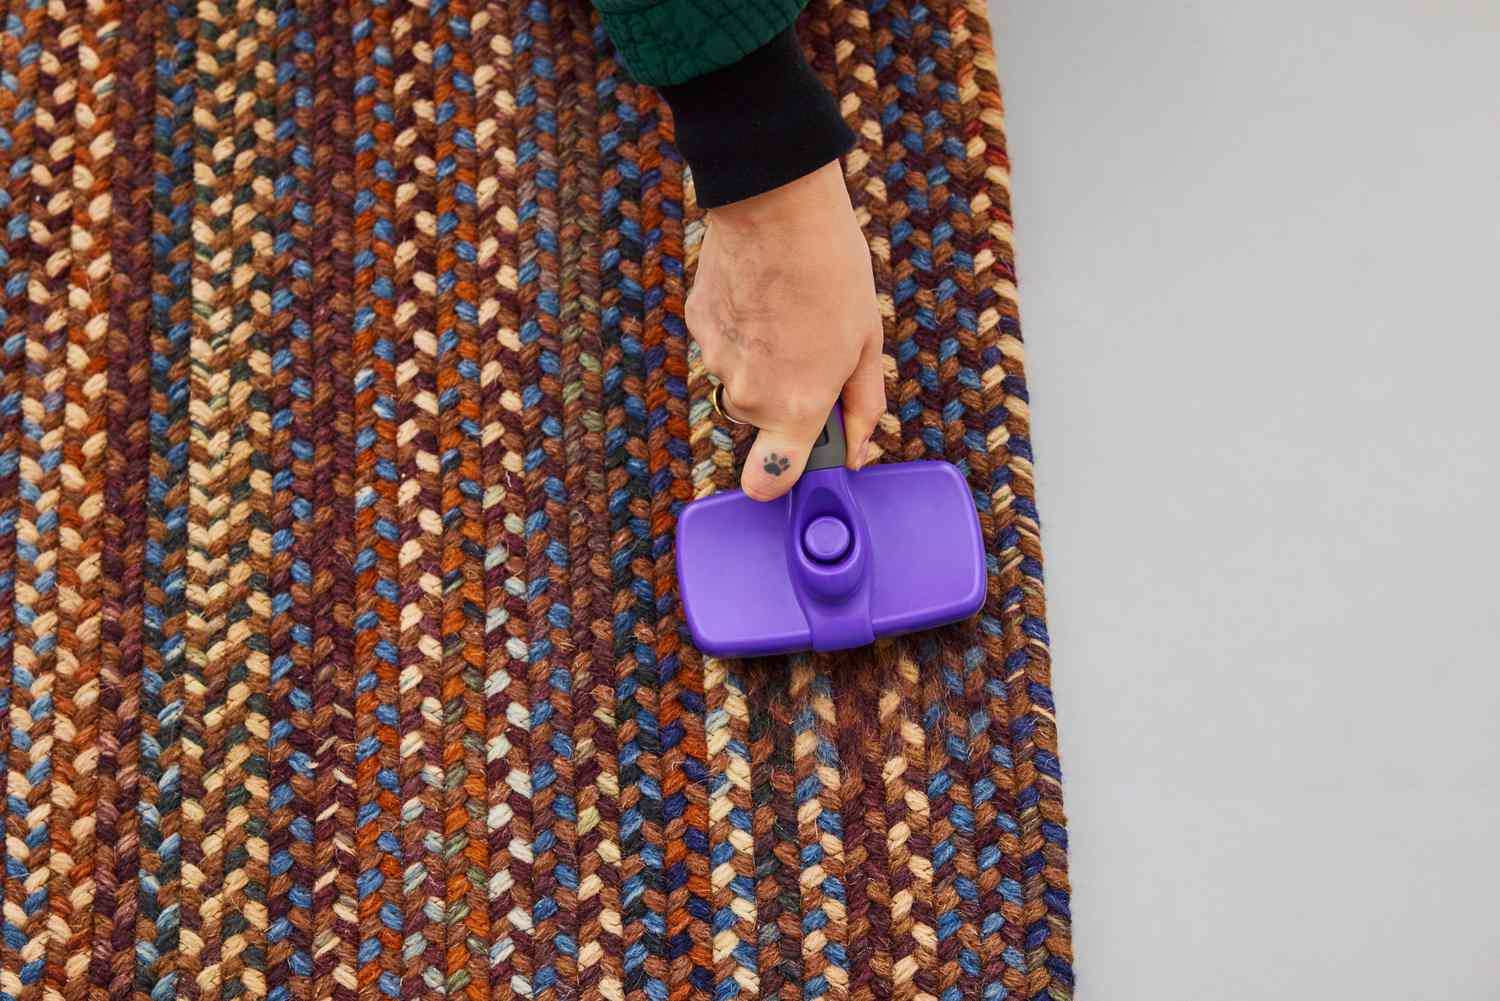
left=0, top=1, right=1072, bottom=999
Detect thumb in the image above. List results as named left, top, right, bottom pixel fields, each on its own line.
left=741, top=422, right=821, bottom=502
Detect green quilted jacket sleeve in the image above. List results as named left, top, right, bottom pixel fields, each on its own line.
left=594, top=0, right=806, bottom=87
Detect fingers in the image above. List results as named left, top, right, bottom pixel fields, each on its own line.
left=712, top=381, right=823, bottom=501
left=741, top=422, right=821, bottom=502
left=839, top=331, right=888, bottom=469
left=709, top=381, right=750, bottom=429
left=721, top=328, right=885, bottom=501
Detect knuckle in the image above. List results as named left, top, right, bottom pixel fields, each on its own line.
left=783, top=397, right=827, bottom=431
left=698, top=340, right=723, bottom=376
left=725, top=376, right=767, bottom=417
left=684, top=291, right=712, bottom=336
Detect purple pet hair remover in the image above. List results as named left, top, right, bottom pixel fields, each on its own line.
left=675, top=404, right=987, bottom=657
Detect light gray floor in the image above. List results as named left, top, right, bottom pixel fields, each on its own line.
left=982, top=2, right=1500, bottom=997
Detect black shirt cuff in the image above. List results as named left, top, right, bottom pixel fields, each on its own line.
left=658, top=26, right=856, bottom=208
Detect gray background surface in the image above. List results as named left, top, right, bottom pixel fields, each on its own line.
left=982, top=2, right=1500, bottom=997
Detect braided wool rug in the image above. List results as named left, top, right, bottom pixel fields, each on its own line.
left=0, top=0, right=1071, bottom=999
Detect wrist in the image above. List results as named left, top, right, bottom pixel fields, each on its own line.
left=707, top=159, right=850, bottom=234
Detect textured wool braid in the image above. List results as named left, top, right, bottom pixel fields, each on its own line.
left=0, top=0, right=1073, bottom=999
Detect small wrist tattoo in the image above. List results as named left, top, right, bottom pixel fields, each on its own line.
left=763, top=453, right=791, bottom=476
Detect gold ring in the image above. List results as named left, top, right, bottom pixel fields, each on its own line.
left=711, top=381, right=750, bottom=426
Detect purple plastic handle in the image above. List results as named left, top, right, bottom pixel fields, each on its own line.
left=675, top=411, right=986, bottom=657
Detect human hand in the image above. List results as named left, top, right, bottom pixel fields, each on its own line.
left=687, top=159, right=887, bottom=501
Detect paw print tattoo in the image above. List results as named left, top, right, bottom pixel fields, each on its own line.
left=763, top=453, right=791, bottom=476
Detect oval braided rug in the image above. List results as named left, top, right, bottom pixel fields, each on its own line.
left=0, top=0, right=1072, bottom=999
